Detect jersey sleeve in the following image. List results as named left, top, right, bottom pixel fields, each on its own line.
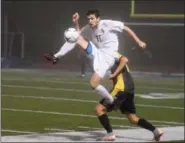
left=105, top=20, right=125, bottom=32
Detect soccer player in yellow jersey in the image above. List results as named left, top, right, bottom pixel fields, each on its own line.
left=95, top=54, right=163, bottom=141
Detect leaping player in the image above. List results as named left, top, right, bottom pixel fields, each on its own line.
left=44, top=9, right=146, bottom=105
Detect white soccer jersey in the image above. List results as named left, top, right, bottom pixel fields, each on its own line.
left=80, top=20, right=124, bottom=78
left=81, top=20, right=124, bottom=53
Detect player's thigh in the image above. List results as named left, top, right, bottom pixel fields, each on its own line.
left=88, top=42, right=115, bottom=78
left=93, top=53, right=115, bottom=78
left=93, top=63, right=110, bottom=78
left=118, top=91, right=136, bottom=114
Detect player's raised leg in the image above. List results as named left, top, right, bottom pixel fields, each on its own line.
left=44, top=31, right=88, bottom=64
left=76, top=35, right=114, bottom=103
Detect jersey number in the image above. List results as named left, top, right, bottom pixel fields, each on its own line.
left=96, top=35, right=102, bottom=42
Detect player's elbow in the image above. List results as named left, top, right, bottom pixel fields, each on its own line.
left=124, top=26, right=134, bottom=36
left=120, top=56, right=128, bottom=64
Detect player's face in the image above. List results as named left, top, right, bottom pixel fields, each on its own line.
left=87, top=14, right=100, bottom=28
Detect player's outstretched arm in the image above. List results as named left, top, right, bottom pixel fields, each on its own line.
left=124, top=26, right=146, bottom=49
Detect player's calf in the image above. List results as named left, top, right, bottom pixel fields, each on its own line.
left=95, top=103, right=114, bottom=137
left=127, top=114, right=163, bottom=141
left=127, top=114, right=140, bottom=124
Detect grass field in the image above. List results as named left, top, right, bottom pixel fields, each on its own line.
left=1, top=69, right=184, bottom=142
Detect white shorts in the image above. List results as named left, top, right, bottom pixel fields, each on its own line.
left=88, top=41, right=117, bottom=78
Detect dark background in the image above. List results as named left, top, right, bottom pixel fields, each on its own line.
left=1, top=0, right=184, bottom=73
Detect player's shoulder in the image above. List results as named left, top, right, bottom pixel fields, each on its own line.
left=100, top=19, right=112, bottom=23
left=100, top=19, right=124, bottom=27
left=99, top=19, right=113, bottom=27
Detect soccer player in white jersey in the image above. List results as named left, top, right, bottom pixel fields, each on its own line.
left=44, top=9, right=146, bottom=104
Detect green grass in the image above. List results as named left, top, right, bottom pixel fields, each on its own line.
left=1, top=70, right=184, bottom=142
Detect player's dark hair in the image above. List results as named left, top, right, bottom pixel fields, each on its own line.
left=86, top=9, right=100, bottom=18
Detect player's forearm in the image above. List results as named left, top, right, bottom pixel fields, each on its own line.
left=124, top=26, right=141, bottom=44
left=74, top=22, right=80, bottom=32
left=113, top=56, right=128, bottom=76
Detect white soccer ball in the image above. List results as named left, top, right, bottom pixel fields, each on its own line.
left=64, top=28, right=79, bottom=43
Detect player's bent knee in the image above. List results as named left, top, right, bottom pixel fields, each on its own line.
left=90, top=73, right=101, bottom=89
left=95, top=104, right=105, bottom=115
left=95, top=105, right=103, bottom=112
left=90, top=81, right=98, bottom=89
left=120, top=56, right=128, bottom=63
left=90, top=80, right=99, bottom=89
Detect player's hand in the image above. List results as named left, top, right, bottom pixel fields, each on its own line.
left=72, top=12, right=80, bottom=24
left=109, top=74, right=116, bottom=80
left=138, top=41, right=146, bottom=49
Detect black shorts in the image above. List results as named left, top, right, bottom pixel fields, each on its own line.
left=99, top=91, right=136, bottom=114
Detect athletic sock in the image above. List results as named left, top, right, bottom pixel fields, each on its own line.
left=138, top=118, right=156, bottom=132
left=98, top=114, right=113, bottom=133
left=94, top=85, right=114, bottom=103
left=54, top=42, right=76, bottom=58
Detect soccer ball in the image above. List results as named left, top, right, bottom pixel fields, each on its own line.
left=64, top=28, right=79, bottom=43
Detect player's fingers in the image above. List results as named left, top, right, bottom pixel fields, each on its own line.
left=109, top=75, right=114, bottom=80
left=72, top=13, right=77, bottom=19
left=73, top=12, right=79, bottom=19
